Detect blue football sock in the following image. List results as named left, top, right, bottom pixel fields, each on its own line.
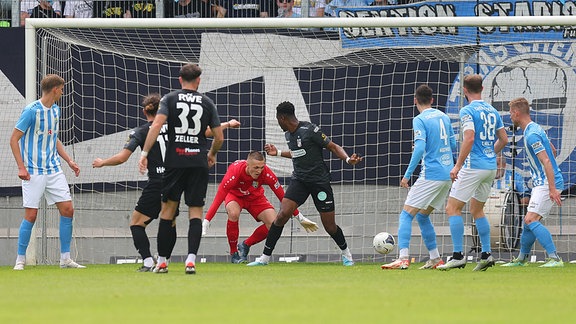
left=17, top=219, right=35, bottom=256
left=397, top=210, right=414, bottom=250
left=519, top=224, right=535, bottom=257
left=60, top=216, right=73, bottom=254
left=416, top=212, right=437, bottom=251
left=475, top=217, right=491, bottom=254
left=448, top=215, right=464, bottom=253
left=527, top=221, right=558, bottom=258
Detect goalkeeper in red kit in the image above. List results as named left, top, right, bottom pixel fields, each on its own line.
left=203, top=150, right=318, bottom=263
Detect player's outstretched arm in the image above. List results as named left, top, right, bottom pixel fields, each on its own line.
left=326, top=141, right=363, bottom=166
left=265, top=143, right=290, bottom=157
left=93, top=149, right=132, bottom=168
left=205, top=119, right=241, bottom=137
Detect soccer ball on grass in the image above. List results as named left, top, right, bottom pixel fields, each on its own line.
left=373, top=232, right=396, bottom=255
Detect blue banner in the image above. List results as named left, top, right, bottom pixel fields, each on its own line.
left=339, top=0, right=576, bottom=48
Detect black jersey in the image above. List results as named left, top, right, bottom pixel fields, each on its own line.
left=158, top=89, right=221, bottom=169
left=124, top=121, right=165, bottom=179
left=286, top=121, right=332, bottom=183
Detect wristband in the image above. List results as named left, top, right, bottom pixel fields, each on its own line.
left=346, top=157, right=351, bottom=164
left=277, top=149, right=282, bottom=157
left=141, top=151, right=148, bottom=157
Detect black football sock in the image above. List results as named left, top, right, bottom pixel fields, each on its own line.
left=130, top=225, right=151, bottom=260
left=263, top=223, right=284, bottom=256
left=188, top=218, right=202, bottom=255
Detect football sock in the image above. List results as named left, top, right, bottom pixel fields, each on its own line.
left=519, top=224, right=536, bottom=256
left=185, top=253, right=196, bottom=265
left=329, top=225, right=348, bottom=250
left=475, top=217, right=491, bottom=254
left=157, top=256, right=167, bottom=265
left=188, top=218, right=202, bottom=255
left=527, top=221, right=558, bottom=259
left=226, top=219, right=239, bottom=254
left=263, top=223, right=283, bottom=256
left=416, top=212, right=437, bottom=251
left=17, top=219, right=34, bottom=256
left=429, top=248, right=440, bottom=260
left=157, top=219, right=174, bottom=257
left=143, top=257, right=155, bottom=268
left=59, top=216, right=73, bottom=254
left=399, top=248, right=409, bottom=259
left=130, top=225, right=152, bottom=260
left=245, top=224, right=268, bottom=246
left=448, top=215, right=464, bottom=254
left=341, top=247, right=353, bottom=260
left=398, top=210, right=414, bottom=250
left=166, top=220, right=177, bottom=259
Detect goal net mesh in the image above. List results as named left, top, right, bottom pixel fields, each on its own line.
left=11, top=17, right=576, bottom=265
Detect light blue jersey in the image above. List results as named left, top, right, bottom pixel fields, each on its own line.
left=404, top=108, right=456, bottom=181
left=523, top=122, right=564, bottom=189
left=459, top=100, right=504, bottom=170
left=14, top=100, right=62, bottom=175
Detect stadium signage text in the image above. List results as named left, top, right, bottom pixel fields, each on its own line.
left=340, top=0, right=576, bottom=48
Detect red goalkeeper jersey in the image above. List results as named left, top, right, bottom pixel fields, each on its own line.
left=205, top=160, right=297, bottom=221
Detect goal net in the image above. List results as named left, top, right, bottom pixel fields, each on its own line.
left=9, top=11, right=576, bottom=265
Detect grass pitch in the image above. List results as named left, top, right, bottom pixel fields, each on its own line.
left=1, top=261, right=573, bottom=323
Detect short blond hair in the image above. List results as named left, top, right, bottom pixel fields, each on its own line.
left=508, top=97, right=530, bottom=115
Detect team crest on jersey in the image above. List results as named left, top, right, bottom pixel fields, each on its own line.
left=297, top=137, right=302, bottom=147
left=414, top=130, right=422, bottom=137
left=446, top=42, right=576, bottom=187
left=252, top=181, right=258, bottom=188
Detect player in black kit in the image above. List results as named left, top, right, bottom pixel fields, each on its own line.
left=94, top=93, right=237, bottom=272
left=139, top=64, right=224, bottom=275
left=248, top=101, right=363, bottom=266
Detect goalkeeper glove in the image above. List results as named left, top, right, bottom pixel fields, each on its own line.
left=202, top=219, right=210, bottom=236
left=296, top=212, right=319, bottom=233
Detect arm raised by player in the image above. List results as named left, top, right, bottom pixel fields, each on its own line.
left=205, top=119, right=240, bottom=137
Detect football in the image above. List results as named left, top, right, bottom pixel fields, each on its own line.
left=373, top=232, right=396, bottom=255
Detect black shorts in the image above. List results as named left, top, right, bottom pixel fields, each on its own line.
left=162, top=167, right=209, bottom=207
left=284, top=178, right=335, bottom=213
left=135, top=177, right=162, bottom=219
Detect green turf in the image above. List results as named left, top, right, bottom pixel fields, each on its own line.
left=1, top=262, right=573, bottom=323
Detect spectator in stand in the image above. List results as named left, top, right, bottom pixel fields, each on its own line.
left=324, top=0, right=372, bottom=17
left=221, top=0, right=275, bottom=17
left=292, top=0, right=325, bottom=17
left=63, top=1, right=93, bottom=18
left=21, top=1, right=61, bottom=26
left=276, top=0, right=300, bottom=17
left=165, top=0, right=225, bottom=18
left=64, top=1, right=94, bottom=18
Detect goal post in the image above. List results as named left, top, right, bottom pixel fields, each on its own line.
left=18, top=15, right=576, bottom=265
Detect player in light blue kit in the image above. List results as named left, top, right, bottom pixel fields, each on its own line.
left=501, top=97, right=564, bottom=268
left=438, top=74, right=508, bottom=271
left=382, top=85, right=456, bottom=270
left=9, top=74, right=84, bottom=270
